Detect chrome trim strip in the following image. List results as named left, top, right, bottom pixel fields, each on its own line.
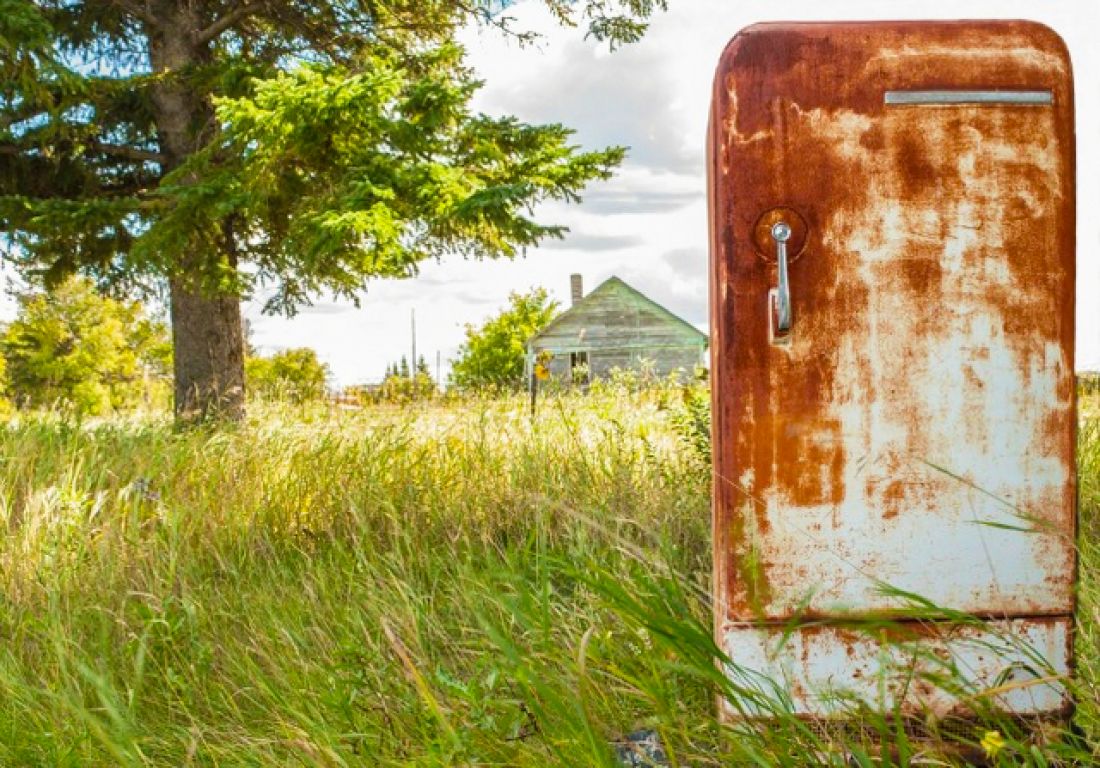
left=884, top=90, right=1053, bottom=106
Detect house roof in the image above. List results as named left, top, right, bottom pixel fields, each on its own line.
left=527, top=276, right=707, bottom=352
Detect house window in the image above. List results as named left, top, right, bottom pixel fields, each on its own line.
left=570, top=351, right=590, bottom=384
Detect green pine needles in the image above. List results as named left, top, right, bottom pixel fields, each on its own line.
left=0, top=0, right=656, bottom=418
left=159, top=46, right=625, bottom=312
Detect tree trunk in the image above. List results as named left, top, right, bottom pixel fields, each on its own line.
left=170, top=277, right=246, bottom=422
left=147, top=4, right=248, bottom=421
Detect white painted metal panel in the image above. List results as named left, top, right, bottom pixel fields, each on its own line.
left=721, top=619, right=1070, bottom=717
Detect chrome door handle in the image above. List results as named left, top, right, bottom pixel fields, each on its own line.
left=772, top=221, right=792, bottom=335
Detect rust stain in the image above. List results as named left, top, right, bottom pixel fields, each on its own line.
left=879, top=480, right=907, bottom=520
left=781, top=419, right=845, bottom=507
left=752, top=206, right=809, bottom=261
left=708, top=19, right=1076, bottom=708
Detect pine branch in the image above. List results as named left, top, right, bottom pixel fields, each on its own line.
left=194, top=1, right=265, bottom=45
left=87, top=140, right=166, bottom=164
left=111, top=0, right=157, bottom=26
left=0, top=139, right=164, bottom=164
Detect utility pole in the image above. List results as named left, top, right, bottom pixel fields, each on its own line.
left=436, top=350, right=441, bottom=389
left=410, top=308, right=417, bottom=399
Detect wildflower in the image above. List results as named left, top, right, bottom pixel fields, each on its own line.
left=980, top=729, right=1006, bottom=759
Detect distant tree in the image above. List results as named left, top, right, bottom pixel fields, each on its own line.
left=416, top=355, right=431, bottom=377
left=450, top=288, right=559, bottom=391
left=245, top=348, right=329, bottom=403
left=377, top=354, right=436, bottom=403
left=1, top=277, right=170, bottom=415
left=0, top=0, right=662, bottom=421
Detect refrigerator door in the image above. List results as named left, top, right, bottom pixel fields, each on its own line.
left=708, top=20, right=1075, bottom=715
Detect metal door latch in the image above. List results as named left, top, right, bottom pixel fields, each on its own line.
left=771, top=220, right=792, bottom=339
left=751, top=206, right=805, bottom=344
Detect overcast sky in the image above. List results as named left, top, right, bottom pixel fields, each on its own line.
left=245, top=0, right=1099, bottom=386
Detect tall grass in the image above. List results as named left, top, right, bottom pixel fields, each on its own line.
left=0, top=389, right=1093, bottom=765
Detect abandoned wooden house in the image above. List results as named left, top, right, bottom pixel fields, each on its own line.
left=526, top=274, right=708, bottom=384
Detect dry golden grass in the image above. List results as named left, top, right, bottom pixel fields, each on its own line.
left=0, top=388, right=1092, bottom=766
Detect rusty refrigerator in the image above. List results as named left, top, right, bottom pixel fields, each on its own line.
left=708, top=21, right=1076, bottom=717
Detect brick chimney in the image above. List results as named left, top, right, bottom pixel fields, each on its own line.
left=570, top=274, right=583, bottom=306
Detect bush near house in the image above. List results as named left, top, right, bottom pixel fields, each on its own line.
left=450, top=288, right=559, bottom=392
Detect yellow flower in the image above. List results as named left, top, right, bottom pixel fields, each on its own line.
left=980, top=730, right=1006, bottom=759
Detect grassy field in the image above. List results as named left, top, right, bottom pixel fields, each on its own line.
left=0, top=388, right=1094, bottom=766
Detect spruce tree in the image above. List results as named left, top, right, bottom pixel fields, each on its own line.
left=0, top=0, right=664, bottom=420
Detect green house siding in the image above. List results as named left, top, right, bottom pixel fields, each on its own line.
left=527, top=277, right=707, bottom=382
